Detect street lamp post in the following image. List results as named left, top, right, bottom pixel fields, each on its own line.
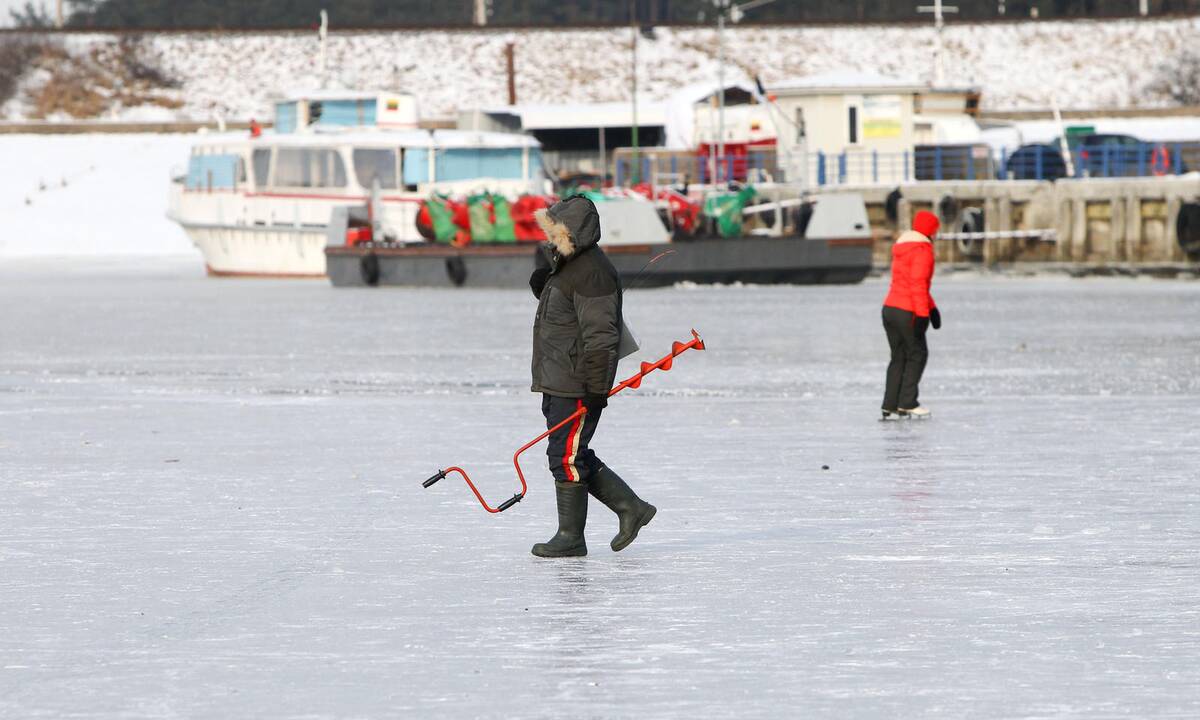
left=716, top=1, right=726, bottom=180
left=713, top=0, right=779, bottom=184
left=631, top=0, right=639, bottom=184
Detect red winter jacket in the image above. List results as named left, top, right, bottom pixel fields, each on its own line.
left=883, top=231, right=937, bottom=317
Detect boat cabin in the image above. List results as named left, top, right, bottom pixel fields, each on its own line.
left=183, top=130, right=546, bottom=197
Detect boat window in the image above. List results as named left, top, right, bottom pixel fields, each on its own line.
left=352, top=148, right=398, bottom=189
left=528, top=148, right=546, bottom=180
left=252, top=148, right=271, bottom=186
left=404, top=148, right=430, bottom=186
left=185, top=153, right=241, bottom=190
left=436, top=148, right=525, bottom=181
left=275, top=102, right=298, bottom=134
left=273, top=147, right=348, bottom=188
left=321, top=100, right=378, bottom=128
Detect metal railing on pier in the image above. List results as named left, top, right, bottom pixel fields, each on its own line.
left=610, top=142, right=1200, bottom=188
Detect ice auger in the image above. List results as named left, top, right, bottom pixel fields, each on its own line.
left=422, top=329, right=706, bottom=513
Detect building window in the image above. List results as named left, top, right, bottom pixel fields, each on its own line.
left=848, top=106, right=859, bottom=145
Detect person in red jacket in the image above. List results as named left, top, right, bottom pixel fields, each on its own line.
left=882, top=211, right=942, bottom=418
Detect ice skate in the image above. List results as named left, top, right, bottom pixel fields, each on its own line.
left=881, top=408, right=899, bottom=420
left=587, top=466, right=656, bottom=552
left=531, top=481, right=588, bottom=558
left=898, top=406, right=931, bottom=419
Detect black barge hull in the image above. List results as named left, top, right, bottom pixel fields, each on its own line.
left=326, top=236, right=873, bottom=288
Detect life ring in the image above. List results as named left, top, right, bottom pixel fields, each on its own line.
left=445, top=256, right=468, bottom=287
left=937, top=195, right=960, bottom=225
left=360, top=251, right=381, bottom=287
left=955, top=207, right=985, bottom=259
left=884, top=188, right=903, bottom=224
left=1175, top=202, right=1200, bottom=261
left=1151, top=145, right=1171, bottom=176
left=792, top=202, right=814, bottom=238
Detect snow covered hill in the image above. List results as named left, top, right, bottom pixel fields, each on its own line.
left=3, top=17, right=1198, bottom=122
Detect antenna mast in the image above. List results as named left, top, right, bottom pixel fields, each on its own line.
left=917, top=0, right=958, bottom=87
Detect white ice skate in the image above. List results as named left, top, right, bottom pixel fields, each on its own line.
left=898, top=406, right=931, bottom=419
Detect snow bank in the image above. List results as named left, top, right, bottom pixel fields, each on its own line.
left=0, top=134, right=198, bottom=257
left=3, top=17, right=1198, bottom=122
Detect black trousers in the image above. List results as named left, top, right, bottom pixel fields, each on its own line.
left=882, top=306, right=930, bottom=411
left=543, top=394, right=604, bottom=483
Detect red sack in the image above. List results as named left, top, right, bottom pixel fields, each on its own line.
left=510, top=195, right=556, bottom=242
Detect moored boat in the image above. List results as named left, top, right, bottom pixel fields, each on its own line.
left=324, top=192, right=875, bottom=288
left=167, top=91, right=548, bottom=277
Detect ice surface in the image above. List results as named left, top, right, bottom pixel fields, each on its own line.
left=2, top=261, right=1199, bottom=718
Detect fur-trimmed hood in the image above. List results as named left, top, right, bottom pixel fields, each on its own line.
left=894, top=229, right=932, bottom=245
left=535, top=195, right=601, bottom=262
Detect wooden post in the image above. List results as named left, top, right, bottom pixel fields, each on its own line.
left=505, top=43, right=516, bottom=106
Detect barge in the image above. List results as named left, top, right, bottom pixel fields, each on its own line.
left=325, top=192, right=875, bottom=288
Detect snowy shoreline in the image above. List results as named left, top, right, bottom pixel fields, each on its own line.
left=3, top=17, right=1197, bottom=122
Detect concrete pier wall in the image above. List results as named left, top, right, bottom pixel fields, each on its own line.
left=851, top=176, right=1200, bottom=267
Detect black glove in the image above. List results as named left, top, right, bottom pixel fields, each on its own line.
left=929, top=307, right=942, bottom=330
left=583, top=394, right=608, bottom=414
left=529, top=266, right=550, bottom=299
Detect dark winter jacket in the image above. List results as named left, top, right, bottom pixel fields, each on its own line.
left=530, top=196, right=622, bottom=398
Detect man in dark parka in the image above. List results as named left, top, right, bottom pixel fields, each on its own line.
left=527, top=195, right=656, bottom=558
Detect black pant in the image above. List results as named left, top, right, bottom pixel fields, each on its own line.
left=543, top=394, right=603, bottom=483
left=882, top=306, right=929, bottom=411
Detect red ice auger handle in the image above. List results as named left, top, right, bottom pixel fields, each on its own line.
left=421, top=329, right=706, bottom=513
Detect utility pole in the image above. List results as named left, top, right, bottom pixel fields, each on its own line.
left=504, top=42, right=516, bottom=105
left=716, top=1, right=726, bottom=182
left=631, top=0, right=639, bottom=184
left=474, top=0, right=488, bottom=26
left=712, top=0, right=779, bottom=185
left=56, top=0, right=64, bottom=27
left=318, top=10, right=329, bottom=83
left=918, top=0, right=958, bottom=87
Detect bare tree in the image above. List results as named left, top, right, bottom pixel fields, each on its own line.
left=1149, top=48, right=1200, bottom=106
left=0, top=36, right=43, bottom=106
left=9, top=2, right=54, bottom=28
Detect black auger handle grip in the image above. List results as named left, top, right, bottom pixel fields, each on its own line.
left=423, top=470, right=447, bottom=488
left=496, top=494, right=524, bottom=512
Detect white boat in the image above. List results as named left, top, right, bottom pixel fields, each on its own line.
left=167, top=91, right=548, bottom=277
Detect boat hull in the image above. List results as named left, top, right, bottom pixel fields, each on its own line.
left=183, top=224, right=329, bottom=278
left=325, top=236, right=874, bottom=288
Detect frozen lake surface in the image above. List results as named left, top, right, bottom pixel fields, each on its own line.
left=2, top=260, right=1198, bottom=718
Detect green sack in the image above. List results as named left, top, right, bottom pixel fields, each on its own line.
left=426, top=195, right=458, bottom=244
left=491, top=194, right=517, bottom=243
left=467, top=193, right=496, bottom=243
left=704, top=186, right=757, bottom=238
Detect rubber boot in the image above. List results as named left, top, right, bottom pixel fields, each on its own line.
left=588, top=466, right=657, bottom=552
left=530, top=481, right=588, bottom=558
